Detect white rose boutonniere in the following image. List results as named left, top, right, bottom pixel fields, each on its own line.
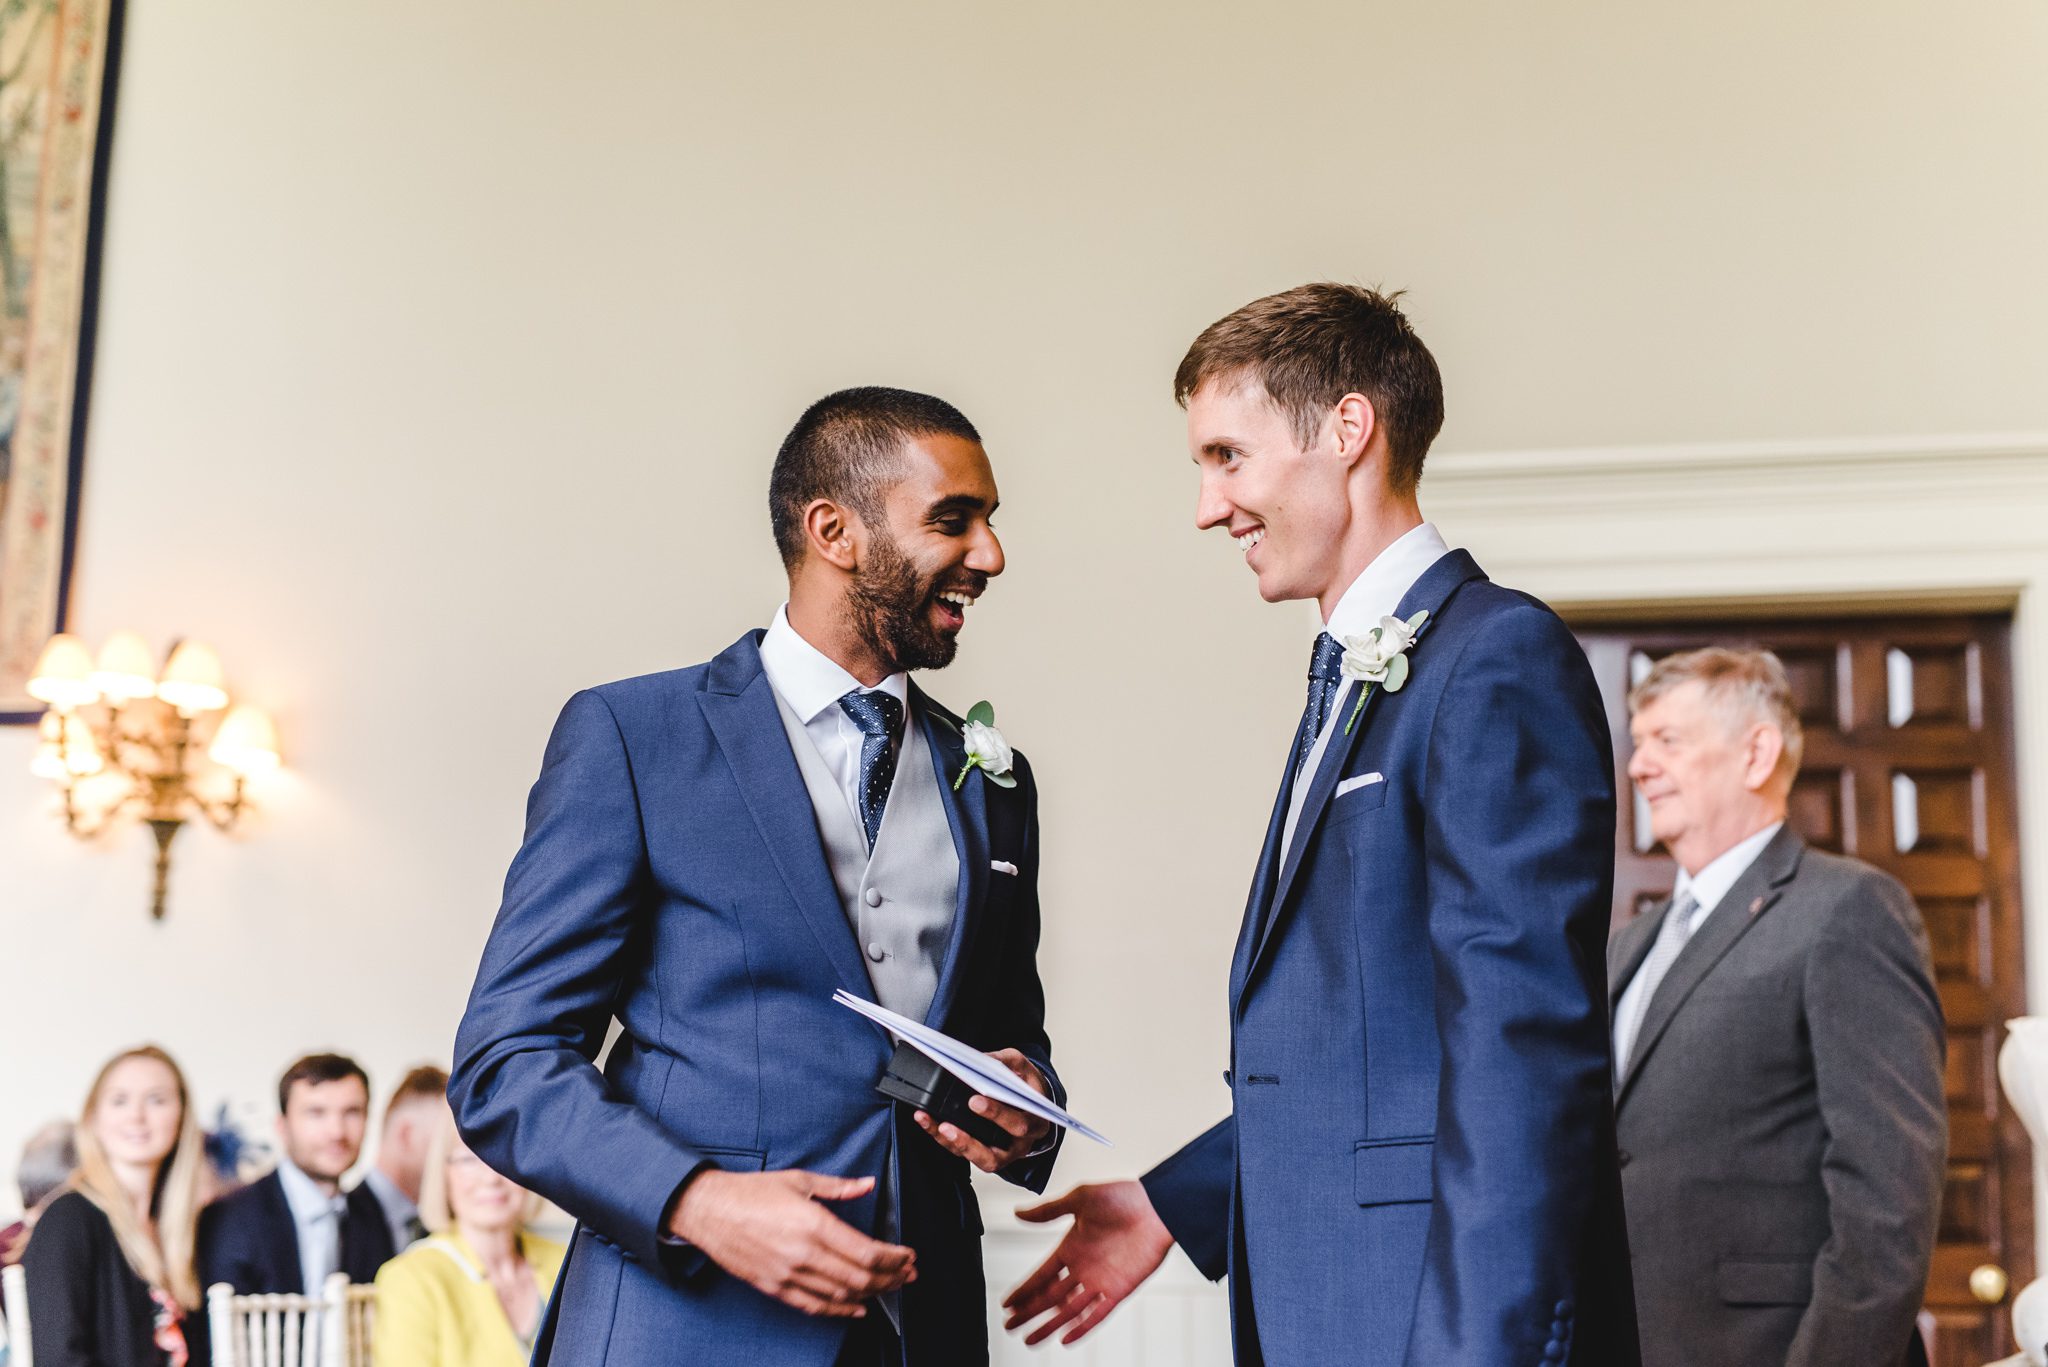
left=953, top=700, right=1017, bottom=790
left=1340, top=609, right=1429, bottom=734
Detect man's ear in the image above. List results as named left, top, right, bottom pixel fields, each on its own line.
left=1331, top=392, right=1379, bottom=469
left=802, top=498, right=862, bottom=572
left=1741, top=723, right=1786, bottom=793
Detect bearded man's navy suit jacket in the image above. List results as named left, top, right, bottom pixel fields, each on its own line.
left=1142, top=550, right=1640, bottom=1366
left=449, top=632, right=1062, bottom=1366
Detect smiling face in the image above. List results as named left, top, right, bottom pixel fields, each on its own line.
left=90, top=1055, right=184, bottom=1174
left=847, top=431, right=1005, bottom=673
left=443, top=1132, right=530, bottom=1236
left=1187, top=378, right=1356, bottom=607
left=278, top=1077, right=369, bottom=1185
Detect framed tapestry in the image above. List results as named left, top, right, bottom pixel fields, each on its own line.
left=0, top=0, right=123, bottom=722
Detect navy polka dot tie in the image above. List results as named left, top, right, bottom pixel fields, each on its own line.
left=1296, top=631, right=1346, bottom=775
left=838, top=689, right=905, bottom=849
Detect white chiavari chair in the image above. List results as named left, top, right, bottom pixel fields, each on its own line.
left=2, top=1262, right=32, bottom=1367
left=208, top=1273, right=365, bottom=1367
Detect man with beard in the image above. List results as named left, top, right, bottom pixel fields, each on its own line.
left=451, top=387, right=1064, bottom=1367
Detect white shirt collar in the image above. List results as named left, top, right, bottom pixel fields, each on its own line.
left=274, top=1153, right=344, bottom=1223
left=759, top=604, right=909, bottom=725
left=1673, top=820, right=1785, bottom=919
left=1323, top=522, right=1453, bottom=644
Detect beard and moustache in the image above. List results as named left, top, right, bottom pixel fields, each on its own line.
left=847, top=524, right=973, bottom=674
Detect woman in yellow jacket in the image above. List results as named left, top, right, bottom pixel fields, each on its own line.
left=371, top=1108, right=566, bottom=1367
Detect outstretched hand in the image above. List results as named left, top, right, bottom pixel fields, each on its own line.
left=668, top=1168, right=915, bottom=1318
left=1002, top=1180, right=1175, bottom=1345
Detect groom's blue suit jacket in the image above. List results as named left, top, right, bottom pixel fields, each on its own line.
left=449, top=632, right=1063, bottom=1366
left=1143, top=551, right=1639, bottom=1366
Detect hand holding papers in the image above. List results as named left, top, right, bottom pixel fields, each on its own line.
left=834, top=989, right=1112, bottom=1146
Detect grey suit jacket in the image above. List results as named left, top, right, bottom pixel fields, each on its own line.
left=1608, top=827, right=1945, bottom=1367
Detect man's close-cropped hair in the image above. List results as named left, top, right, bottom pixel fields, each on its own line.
left=388, top=1063, right=450, bottom=1115
left=1174, top=282, right=1446, bottom=496
left=277, top=1052, right=370, bottom=1113
left=768, top=386, right=981, bottom=571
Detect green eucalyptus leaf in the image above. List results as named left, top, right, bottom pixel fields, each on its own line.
left=967, top=700, right=996, bottom=727
left=1407, top=609, right=1429, bottom=631
left=1383, top=653, right=1410, bottom=691
left=985, top=770, right=1018, bottom=788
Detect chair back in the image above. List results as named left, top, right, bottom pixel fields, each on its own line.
left=207, top=1273, right=368, bottom=1367
left=1, top=1262, right=31, bottom=1367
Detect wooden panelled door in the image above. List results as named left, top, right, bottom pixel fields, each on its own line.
left=1576, top=615, right=2031, bottom=1366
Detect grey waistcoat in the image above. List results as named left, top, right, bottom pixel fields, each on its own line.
left=774, top=693, right=961, bottom=1025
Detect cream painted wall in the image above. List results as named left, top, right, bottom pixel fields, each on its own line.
left=3, top=1, right=2046, bottom=1289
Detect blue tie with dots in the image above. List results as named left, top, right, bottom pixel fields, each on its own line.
left=1296, top=631, right=1346, bottom=775
left=838, top=689, right=905, bottom=849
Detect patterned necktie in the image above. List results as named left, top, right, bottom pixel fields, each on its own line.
left=838, top=689, right=905, bottom=848
left=1296, top=632, right=1347, bottom=775
left=1616, top=889, right=1702, bottom=1080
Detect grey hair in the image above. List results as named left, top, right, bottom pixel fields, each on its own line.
left=18, top=1118, right=78, bottom=1212
left=1628, top=646, right=1805, bottom=777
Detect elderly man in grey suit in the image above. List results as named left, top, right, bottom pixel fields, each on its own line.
left=1610, top=646, right=1946, bottom=1367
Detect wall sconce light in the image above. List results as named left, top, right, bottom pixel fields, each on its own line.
left=27, top=631, right=281, bottom=921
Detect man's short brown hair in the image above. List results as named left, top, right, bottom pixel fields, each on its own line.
left=385, top=1064, right=449, bottom=1118
left=1173, top=283, right=1446, bottom=495
left=277, top=1053, right=368, bottom=1114
left=1628, top=646, right=1806, bottom=778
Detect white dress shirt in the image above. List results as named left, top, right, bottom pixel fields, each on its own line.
left=1281, top=522, right=1452, bottom=858
left=1612, top=820, right=1785, bottom=1068
left=759, top=605, right=911, bottom=826
left=273, top=1154, right=347, bottom=1296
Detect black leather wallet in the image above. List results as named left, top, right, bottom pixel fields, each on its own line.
left=875, top=1041, right=1012, bottom=1149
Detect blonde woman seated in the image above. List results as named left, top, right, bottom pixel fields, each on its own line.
left=21, top=1046, right=207, bottom=1366
left=371, top=1110, right=565, bottom=1367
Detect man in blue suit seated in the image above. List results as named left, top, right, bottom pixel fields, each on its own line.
left=451, top=387, right=1064, bottom=1367
left=1004, top=285, right=1639, bottom=1364
left=198, top=1053, right=396, bottom=1295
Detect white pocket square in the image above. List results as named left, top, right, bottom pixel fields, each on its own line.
left=1335, top=772, right=1385, bottom=798
left=990, top=859, right=1019, bottom=876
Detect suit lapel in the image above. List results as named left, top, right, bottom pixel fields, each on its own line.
left=1616, top=828, right=1806, bottom=1103
left=915, top=685, right=989, bottom=1029
left=1245, top=550, right=1487, bottom=981
left=700, top=634, right=875, bottom=1002
left=1230, top=745, right=1301, bottom=1009
left=261, top=1173, right=304, bottom=1293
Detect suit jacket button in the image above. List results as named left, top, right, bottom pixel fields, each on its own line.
left=1554, top=1299, right=1573, bottom=1317
left=1615, top=1149, right=1630, bottom=1167
left=1543, top=1342, right=1565, bottom=1361
left=864, top=887, right=883, bottom=908
left=867, top=942, right=886, bottom=963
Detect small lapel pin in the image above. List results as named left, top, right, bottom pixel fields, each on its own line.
left=1748, top=896, right=1764, bottom=917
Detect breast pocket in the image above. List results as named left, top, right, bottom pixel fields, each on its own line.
left=1329, top=772, right=1390, bottom=821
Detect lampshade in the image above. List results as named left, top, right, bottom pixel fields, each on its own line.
left=27, top=634, right=101, bottom=708
left=156, top=640, right=228, bottom=713
left=91, top=631, right=159, bottom=701
left=209, top=704, right=281, bottom=775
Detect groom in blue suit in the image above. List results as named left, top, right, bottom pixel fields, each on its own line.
left=1005, top=286, right=1638, bottom=1364
left=451, top=387, right=1064, bottom=1367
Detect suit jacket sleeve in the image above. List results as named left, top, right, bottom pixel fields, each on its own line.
left=1785, top=873, right=1946, bottom=1367
left=1408, top=605, right=1619, bottom=1363
left=449, top=689, right=713, bottom=1268
left=993, top=751, right=1066, bottom=1193
left=1141, top=1117, right=1233, bottom=1281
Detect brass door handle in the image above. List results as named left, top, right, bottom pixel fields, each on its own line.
left=1971, top=1263, right=2009, bottom=1305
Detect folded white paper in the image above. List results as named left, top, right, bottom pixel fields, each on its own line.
left=834, top=989, right=1112, bottom=1146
